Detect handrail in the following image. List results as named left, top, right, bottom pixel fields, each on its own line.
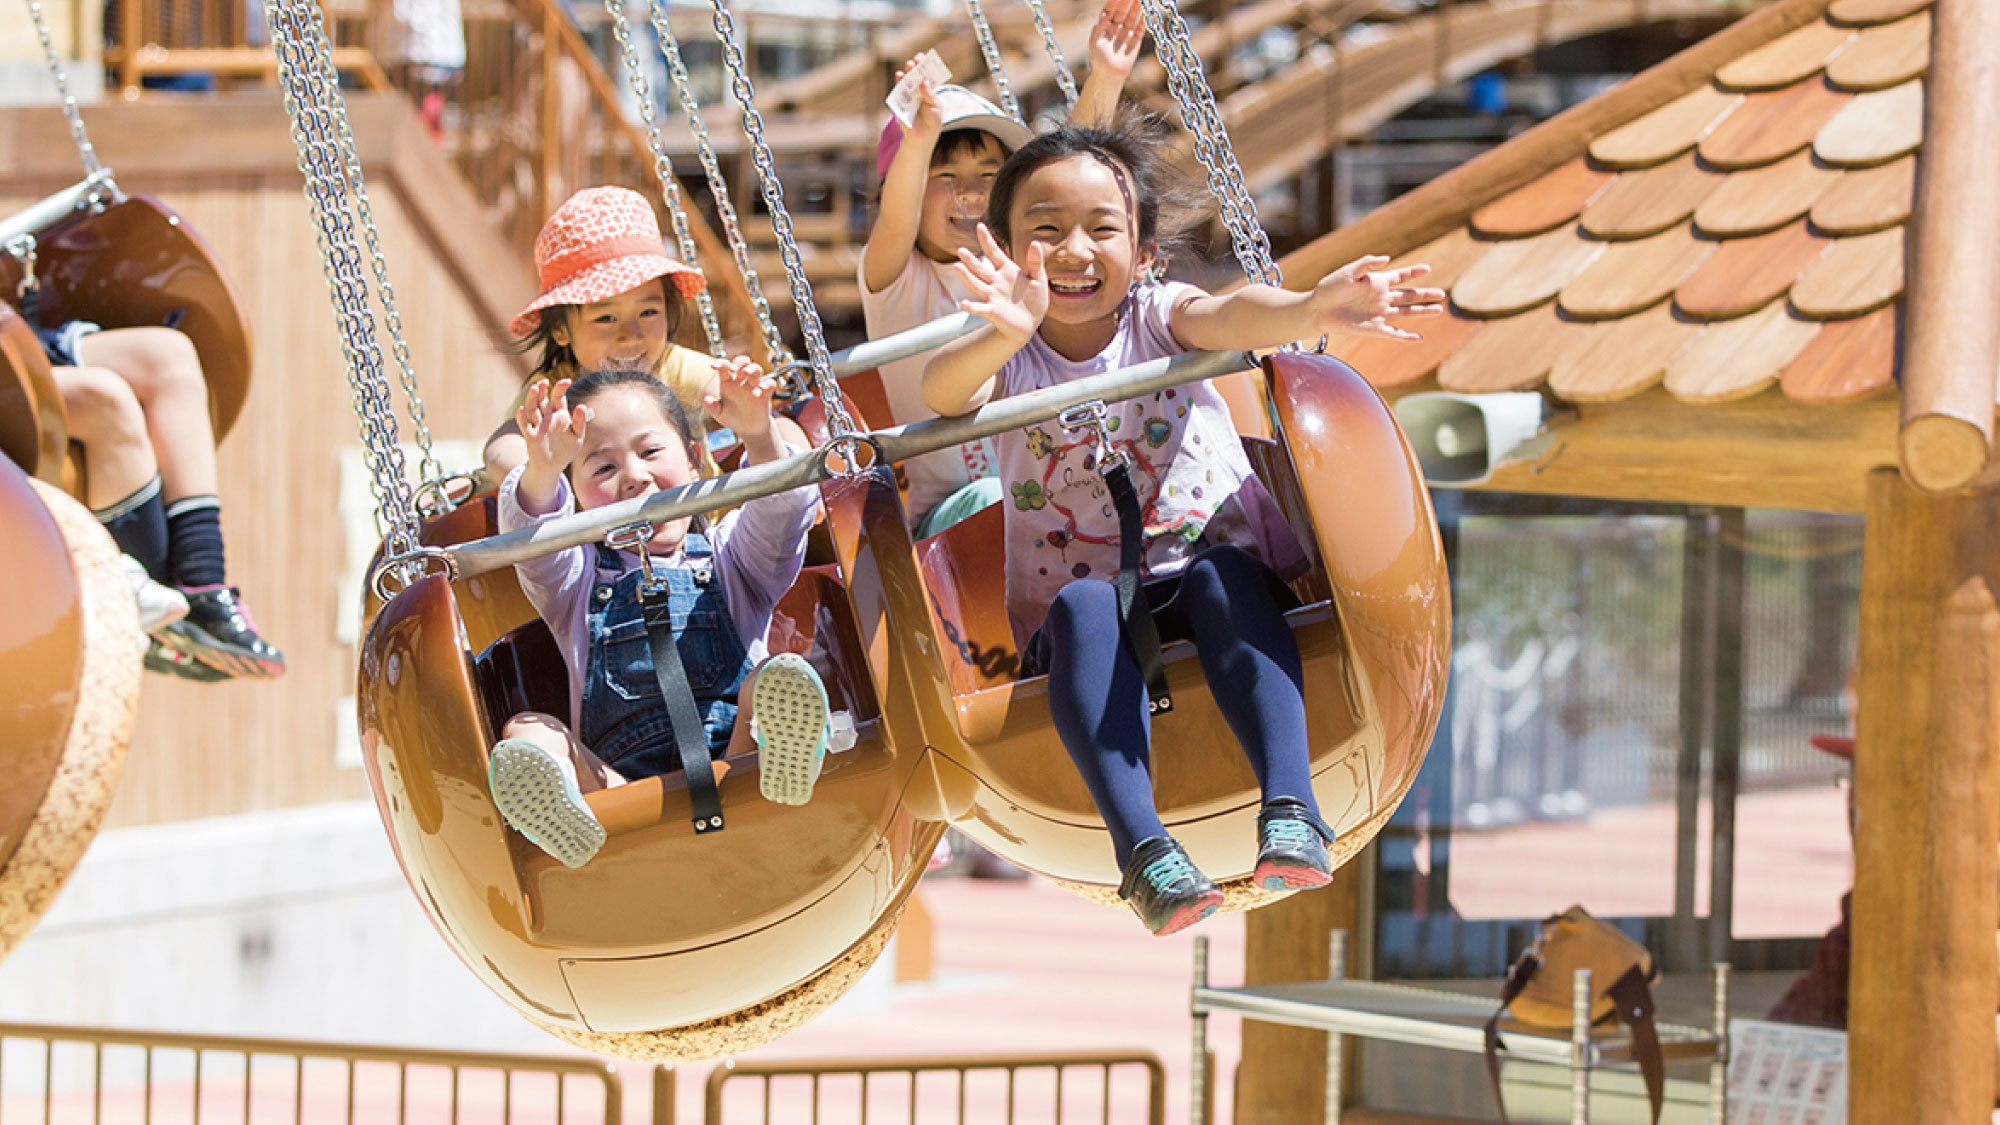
left=829, top=311, right=978, bottom=378
left=705, top=1050, right=1166, bottom=1124
left=0, top=1019, right=628, bottom=1122
left=440, top=347, right=1252, bottom=581
left=0, top=171, right=121, bottom=248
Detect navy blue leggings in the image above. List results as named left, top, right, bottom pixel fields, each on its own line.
left=1031, top=544, right=1321, bottom=868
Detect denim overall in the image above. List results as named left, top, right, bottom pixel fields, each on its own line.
left=577, top=533, right=753, bottom=779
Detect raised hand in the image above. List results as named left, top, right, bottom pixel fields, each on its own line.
left=1307, top=256, right=1446, bottom=341
left=1089, top=0, right=1146, bottom=81
left=517, top=378, right=590, bottom=478
left=894, top=56, right=943, bottom=139
left=956, top=223, right=1049, bottom=345
left=706, top=356, right=777, bottom=443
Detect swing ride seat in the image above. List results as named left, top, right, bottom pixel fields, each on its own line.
left=358, top=525, right=944, bottom=1039
left=0, top=193, right=253, bottom=445
left=0, top=300, right=70, bottom=485
left=855, top=352, right=1451, bottom=890
left=0, top=454, right=145, bottom=961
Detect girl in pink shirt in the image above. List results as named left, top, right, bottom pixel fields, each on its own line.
left=922, top=121, right=1441, bottom=934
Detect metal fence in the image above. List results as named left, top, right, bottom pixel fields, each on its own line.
left=703, top=1052, right=1166, bottom=1125
left=0, top=1020, right=647, bottom=1124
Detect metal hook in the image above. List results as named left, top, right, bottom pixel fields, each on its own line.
left=817, top=433, right=881, bottom=480
left=605, top=520, right=669, bottom=596
left=1058, top=399, right=1127, bottom=475
left=369, top=546, right=458, bottom=602
left=4, top=233, right=37, bottom=297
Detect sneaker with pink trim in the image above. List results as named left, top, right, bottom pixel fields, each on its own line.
left=157, top=585, right=286, bottom=680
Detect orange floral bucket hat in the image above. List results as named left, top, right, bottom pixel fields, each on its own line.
left=509, top=186, right=708, bottom=338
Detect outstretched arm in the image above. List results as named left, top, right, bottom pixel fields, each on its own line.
left=861, top=71, right=944, bottom=295
left=1072, top=0, right=1145, bottom=128
left=923, top=225, right=1049, bottom=416
left=1171, top=256, right=1445, bottom=352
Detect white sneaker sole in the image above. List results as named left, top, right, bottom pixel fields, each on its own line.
left=754, top=653, right=831, bottom=807
left=489, top=739, right=605, bottom=868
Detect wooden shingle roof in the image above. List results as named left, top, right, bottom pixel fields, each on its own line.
left=1326, top=0, right=1927, bottom=409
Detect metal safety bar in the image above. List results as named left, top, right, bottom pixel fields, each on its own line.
left=0, top=1019, right=647, bottom=1123
left=704, top=1050, right=1166, bottom=1124
left=828, top=311, right=979, bottom=379
left=0, top=171, right=122, bottom=248
left=438, top=348, right=1253, bottom=583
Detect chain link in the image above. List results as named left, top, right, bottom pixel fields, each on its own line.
left=266, top=0, right=422, bottom=562
left=962, top=0, right=1025, bottom=124
left=24, top=0, right=104, bottom=178
left=1023, top=0, right=1079, bottom=109
left=703, top=0, right=857, bottom=437
left=636, top=0, right=797, bottom=369
left=601, top=0, right=729, bottom=358
left=1135, top=0, right=1281, bottom=288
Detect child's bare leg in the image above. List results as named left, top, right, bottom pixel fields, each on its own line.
left=72, top=327, right=218, bottom=502
left=501, top=711, right=626, bottom=792
left=724, top=665, right=762, bottom=761
left=54, top=365, right=159, bottom=510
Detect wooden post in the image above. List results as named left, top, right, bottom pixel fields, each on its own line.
left=1234, top=861, right=1363, bottom=1124
left=1849, top=468, right=2000, bottom=1123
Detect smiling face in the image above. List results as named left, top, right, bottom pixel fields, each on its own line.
left=551, top=278, right=672, bottom=373
left=1005, top=152, right=1154, bottom=356
left=569, top=383, right=697, bottom=553
left=915, top=132, right=1009, bottom=263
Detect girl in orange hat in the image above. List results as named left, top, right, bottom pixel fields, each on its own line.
left=484, top=186, right=804, bottom=485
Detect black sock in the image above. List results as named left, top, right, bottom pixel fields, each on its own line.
left=95, top=476, right=169, bottom=581
left=165, top=495, right=228, bottom=588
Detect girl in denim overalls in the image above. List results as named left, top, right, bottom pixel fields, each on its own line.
left=487, top=362, right=834, bottom=868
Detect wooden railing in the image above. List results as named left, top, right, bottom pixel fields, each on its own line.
left=102, top=0, right=769, bottom=358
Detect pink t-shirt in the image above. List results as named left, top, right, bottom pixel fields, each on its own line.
left=994, top=281, right=1308, bottom=648
left=858, top=246, right=1001, bottom=526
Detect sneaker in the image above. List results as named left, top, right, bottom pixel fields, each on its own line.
left=1119, top=836, right=1224, bottom=936
left=1253, top=799, right=1337, bottom=891
left=488, top=738, right=606, bottom=868
left=157, top=585, right=286, bottom=680
left=121, top=555, right=189, bottom=635
left=752, top=652, right=833, bottom=807
left=142, top=636, right=229, bottom=682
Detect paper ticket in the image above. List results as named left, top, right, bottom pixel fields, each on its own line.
left=887, top=50, right=952, bottom=127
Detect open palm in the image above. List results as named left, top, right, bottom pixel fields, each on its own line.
left=956, top=224, right=1049, bottom=344
left=517, top=378, right=589, bottom=476
left=1089, top=0, right=1146, bottom=79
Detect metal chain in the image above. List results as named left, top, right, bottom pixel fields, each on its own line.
left=24, top=0, right=105, bottom=178
left=315, top=43, right=442, bottom=485
left=601, top=0, right=728, bottom=358
left=963, top=0, right=1025, bottom=123
left=704, top=0, right=857, bottom=438
left=1134, top=0, right=1280, bottom=288
left=1023, top=0, right=1079, bottom=109
left=637, top=0, right=797, bottom=369
left=265, top=0, right=421, bottom=558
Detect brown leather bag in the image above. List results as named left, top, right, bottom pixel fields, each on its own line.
left=1483, top=906, right=1666, bottom=1124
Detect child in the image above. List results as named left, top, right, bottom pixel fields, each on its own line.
left=488, top=361, right=836, bottom=868
left=858, top=0, right=1144, bottom=537
left=48, top=324, right=285, bottom=682
left=921, top=123, right=1443, bottom=935
left=484, top=186, right=807, bottom=487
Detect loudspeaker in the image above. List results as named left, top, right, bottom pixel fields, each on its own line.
left=1393, top=391, right=1564, bottom=487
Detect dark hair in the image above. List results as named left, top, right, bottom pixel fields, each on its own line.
left=983, top=113, right=1192, bottom=264
left=930, top=127, right=1011, bottom=169
left=515, top=276, right=685, bottom=378
left=565, top=367, right=705, bottom=484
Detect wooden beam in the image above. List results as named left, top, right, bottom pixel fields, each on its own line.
left=1394, top=386, right=1899, bottom=514
left=1234, top=861, right=1363, bottom=1124
left=1849, top=467, right=2000, bottom=1123
left=1896, top=0, right=2000, bottom=493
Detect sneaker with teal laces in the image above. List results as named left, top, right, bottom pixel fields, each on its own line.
left=1119, top=836, right=1225, bottom=936
left=1253, top=799, right=1337, bottom=891
left=753, top=652, right=833, bottom=806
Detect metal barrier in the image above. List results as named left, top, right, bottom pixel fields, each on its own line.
left=703, top=1051, right=1165, bottom=1125
left=0, top=1020, right=663, bottom=1123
